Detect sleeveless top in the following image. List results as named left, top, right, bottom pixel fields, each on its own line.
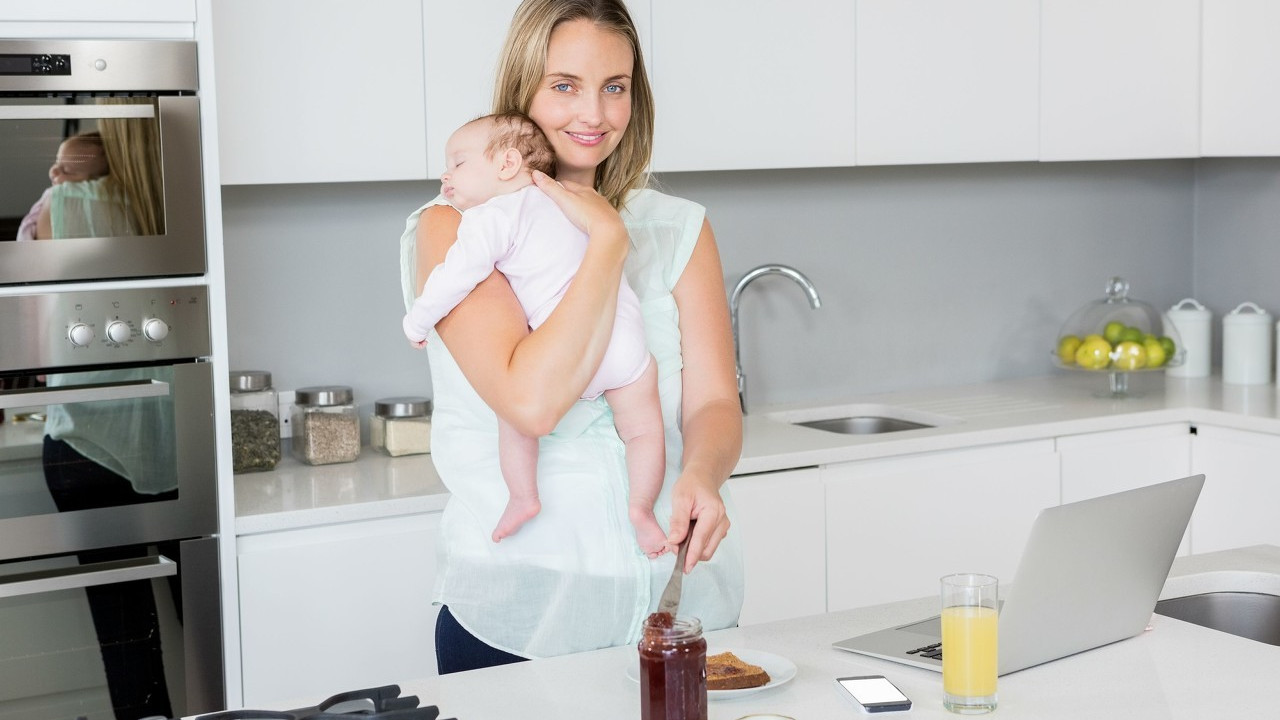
left=398, top=188, right=745, bottom=658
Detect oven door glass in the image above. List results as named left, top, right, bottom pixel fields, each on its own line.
left=0, top=95, right=205, bottom=285
left=0, top=361, right=216, bottom=560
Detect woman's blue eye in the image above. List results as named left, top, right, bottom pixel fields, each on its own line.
left=605, top=84, right=624, bottom=94
left=553, top=82, right=571, bottom=92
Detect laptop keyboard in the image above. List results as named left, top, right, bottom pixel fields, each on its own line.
left=907, top=642, right=943, bottom=660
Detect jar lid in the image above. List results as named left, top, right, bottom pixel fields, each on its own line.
left=230, top=370, right=272, bottom=392
left=375, top=396, right=432, bottom=418
left=295, top=385, right=354, bottom=406
left=1225, top=301, right=1271, bottom=324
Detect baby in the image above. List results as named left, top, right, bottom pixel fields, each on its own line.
left=404, top=113, right=669, bottom=557
left=16, top=131, right=108, bottom=241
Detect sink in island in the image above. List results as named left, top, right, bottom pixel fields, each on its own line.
left=227, top=546, right=1280, bottom=719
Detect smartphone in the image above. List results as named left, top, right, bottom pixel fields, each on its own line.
left=835, top=675, right=912, bottom=713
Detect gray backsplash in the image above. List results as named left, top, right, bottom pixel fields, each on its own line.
left=221, top=157, right=1279, bottom=413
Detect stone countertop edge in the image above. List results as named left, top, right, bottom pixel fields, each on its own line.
left=234, top=372, right=1280, bottom=534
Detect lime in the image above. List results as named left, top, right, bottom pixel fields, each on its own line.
left=1120, top=326, right=1145, bottom=344
left=1144, top=337, right=1167, bottom=367
left=1103, top=321, right=1127, bottom=345
left=1057, top=335, right=1082, bottom=365
left=1075, top=337, right=1112, bottom=370
left=1113, top=340, right=1148, bottom=371
left=1159, top=336, right=1176, bottom=357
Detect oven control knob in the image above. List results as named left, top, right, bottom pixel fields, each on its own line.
left=142, top=318, right=170, bottom=342
left=105, top=320, right=132, bottom=344
left=67, top=322, right=95, bottom=347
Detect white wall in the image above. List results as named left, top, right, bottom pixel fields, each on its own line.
left=221, top=159, right=1196, bottom=414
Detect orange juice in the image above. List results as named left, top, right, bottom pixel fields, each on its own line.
left=941, top=605, right=998, bottom=698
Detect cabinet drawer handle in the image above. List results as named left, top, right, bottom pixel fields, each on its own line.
left=0, top=554, right=177, bottom=598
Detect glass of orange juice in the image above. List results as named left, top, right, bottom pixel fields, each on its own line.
left=941, top=573, right=998, bottom=714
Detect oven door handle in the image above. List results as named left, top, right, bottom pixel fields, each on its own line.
left=0, top=555, right=177, bottom=598
left=0, top=379, right=170, bottom=410
left=0, top=104, right=156, bottom=120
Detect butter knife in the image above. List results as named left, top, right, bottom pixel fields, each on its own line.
left=656, top=518, right=696, bottom=616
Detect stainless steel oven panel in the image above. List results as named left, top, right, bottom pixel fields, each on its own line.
left=0, top=39, right=197, bottom=93
left=0, top=285, right=211, bottom=374
left=0, top=94, right=206, bottom=285
left=0, top=360, right=217, bottom=561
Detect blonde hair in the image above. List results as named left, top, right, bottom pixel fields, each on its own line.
left=476, top=112, right=556, bottom=176
left=492, top=0, right=653, bottom=209
left=96, top=98, right=165, bottom=236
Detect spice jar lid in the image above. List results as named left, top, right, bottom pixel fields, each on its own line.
left=230, top=370, right=272, bottom=392
left=295, top=385, right=354, bottom=406
left=375, top=396, right=432, bottom=418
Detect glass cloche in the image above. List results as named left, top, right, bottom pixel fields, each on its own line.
left=1052, top=277, right=1185, bottom=397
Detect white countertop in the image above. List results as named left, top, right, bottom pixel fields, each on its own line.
left=234, top=372, right=1280, bottom=534
left=233, top=544, right=1280, bottom=719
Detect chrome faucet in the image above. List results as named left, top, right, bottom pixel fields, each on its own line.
left=729, top=264, right=822, bottom=414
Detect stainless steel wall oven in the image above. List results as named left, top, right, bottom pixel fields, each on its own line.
left=0, top=39, right=204, bottom=285
left=0, top=39, right=221, bottom=720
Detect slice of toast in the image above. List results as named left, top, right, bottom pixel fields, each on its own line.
left=706, top=650, right=771, bottom=690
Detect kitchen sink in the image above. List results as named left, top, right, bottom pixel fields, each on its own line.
left=795, top=416, right=933, bottom=435
left=1154, top=592, right=1280, bottom=646
left=767, top=403, right=958, bottom=436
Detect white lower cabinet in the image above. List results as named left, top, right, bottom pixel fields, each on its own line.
left=727, top=468, right=826, bottom=625
left=824, top=440, right=1059, bottom=612
left=1058, top=423, right=1193, bottom=554
left=237, top=513, right=440, bottom=706
left=1191, top=425, right=1280, bottom=553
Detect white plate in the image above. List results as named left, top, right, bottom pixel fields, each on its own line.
left=626, top=647, right=798, bottom=701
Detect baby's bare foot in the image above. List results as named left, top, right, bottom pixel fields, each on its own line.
left=492, top=496, right=541, bottom=543
left=630, top=504, right=670, bottom=558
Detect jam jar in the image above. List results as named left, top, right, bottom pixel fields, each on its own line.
left=229, top=370, right=281, bottom=473
left=638, top=613, right=707, bottom=720
left=291, top=385, right=360, bottom=465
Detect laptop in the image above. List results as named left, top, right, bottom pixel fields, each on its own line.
left=832, top=474, right=1205, bottom=676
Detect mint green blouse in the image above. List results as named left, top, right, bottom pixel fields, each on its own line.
left=398, top=188, right=744, bottom=658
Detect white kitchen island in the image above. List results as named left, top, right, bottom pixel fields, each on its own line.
left=233, top=545, right=1280, bottom=719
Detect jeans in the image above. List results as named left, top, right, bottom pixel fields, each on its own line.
left=434, top=604, right=529, bottom=674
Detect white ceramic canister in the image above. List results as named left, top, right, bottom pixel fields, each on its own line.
left=1166, top=299, right=1212, bottom=378
left=1222, top=302, right=1273, bottom=385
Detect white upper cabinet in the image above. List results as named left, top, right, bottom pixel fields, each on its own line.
left=421, top=1, right=524, bottom=179
left=1201, top=0, right=1280, bottom=156
left=855, top=0, right=1038, bottom=166
left=1039, top=0, right=1201, bottom=161
left=648, top=0, right=856, bottom=172
left=213, top=0, right=428, bottom=185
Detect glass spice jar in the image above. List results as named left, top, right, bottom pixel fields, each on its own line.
left=229, top=370, right=280, bottom=473
left=370, top=396, right=432, bottom=457
left=638, top=613, right=707, bottom=720
left=291, top=385, right=360, bottom=465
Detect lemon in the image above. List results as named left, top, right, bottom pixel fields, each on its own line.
left=1144, top=337, right=1167, bottom=367
left=1075, top=336, right=1112, bottom=370
left=1057, top=335, right=1082, bottom=365
left=1103, top=321, right=1127, bottom=345
left=1113, top=340, right=1148, bottom=371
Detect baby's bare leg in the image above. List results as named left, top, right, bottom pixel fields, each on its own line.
left=604, top=358, right=668, bottom=558
left=493, top=416, right=542, bottom=543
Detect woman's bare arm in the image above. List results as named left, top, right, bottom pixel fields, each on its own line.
left=664, top=219, right=744, bottom=572
left=415, top=177, right=630, bottom=436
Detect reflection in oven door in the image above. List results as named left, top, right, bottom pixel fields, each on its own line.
left=0, top=535, right=222, bottom=720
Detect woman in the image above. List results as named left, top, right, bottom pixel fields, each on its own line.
left=400, top=0, right=744, bottom=673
